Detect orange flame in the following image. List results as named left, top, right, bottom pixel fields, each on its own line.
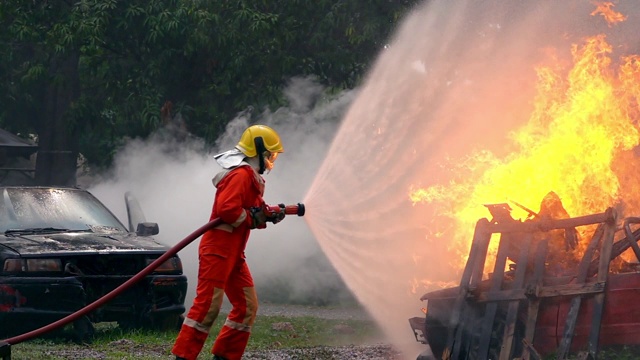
left=591, top=2, right=627, bottom=26
left=410, top=4, right=640, bottom=274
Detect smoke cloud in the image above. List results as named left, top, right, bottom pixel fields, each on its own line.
left=86, top=77, right=357, bottom=309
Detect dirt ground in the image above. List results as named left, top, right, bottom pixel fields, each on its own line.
left=34, top=341, right=402, bottom=360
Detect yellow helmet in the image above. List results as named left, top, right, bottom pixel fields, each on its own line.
left=236, top=125, right=284, bottom=157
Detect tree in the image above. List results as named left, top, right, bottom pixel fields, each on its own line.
left=0, top=0, right=419, bottom=182
left=0, top=1, right=82, bottom=185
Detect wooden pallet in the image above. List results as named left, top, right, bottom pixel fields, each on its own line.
left=442, top=208, right=617, bottom=360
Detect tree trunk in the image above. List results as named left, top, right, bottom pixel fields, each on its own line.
left=35, top=51, right=80, bottom=186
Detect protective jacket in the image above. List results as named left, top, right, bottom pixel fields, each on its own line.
left=172, top=163, right=265, bottom=360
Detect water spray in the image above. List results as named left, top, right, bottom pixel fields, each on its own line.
left=0, top=202, right=305, bottom=358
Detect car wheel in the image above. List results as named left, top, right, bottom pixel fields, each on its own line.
left=118, top=313, right=184, bottom=331
left=117, top=316, right=142, bottom=331
left=151, top=314, right=184, bottom=331
left=73, top=316, right=95, bottom=344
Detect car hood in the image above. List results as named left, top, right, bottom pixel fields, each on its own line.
left=0, top=232, right=169, bottom=255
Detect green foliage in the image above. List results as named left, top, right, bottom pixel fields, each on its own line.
left=0, top=0, right=419, bottom=169
left=543, top=346, right=640, bottom=360
left=249, top=315, right=381, bottom=349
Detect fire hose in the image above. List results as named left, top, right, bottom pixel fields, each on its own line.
left=0, top=203, right=304, bottom=351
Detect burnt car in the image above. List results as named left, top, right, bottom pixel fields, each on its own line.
left=0, top=186, right=187, bottom=339
left=409, top=203, right=640, bottom=360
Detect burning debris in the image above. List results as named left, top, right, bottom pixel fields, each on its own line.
left=409, top=204, right=640, bottom=359
left=409, top=0, right=640, bottom=282
left=533, top=192, right=581, bottom=272
left=406, top=3, right=640, bottom=359
left=485, top=192, right=583, bottom=275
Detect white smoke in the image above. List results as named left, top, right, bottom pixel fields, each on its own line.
left=86, top=77, right=357, bottom=308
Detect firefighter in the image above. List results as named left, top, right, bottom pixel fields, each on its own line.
left=172, top=124, right=285, bottom=360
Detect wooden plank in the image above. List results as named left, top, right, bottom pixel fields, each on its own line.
left=523, top=338, right=542, bottom=360
left=477, top=232, right=511, bottom=358
left=452, top=222, right=493, bottom=359
left=499, top=232, right=532, bottom=360
left=539, top=282, right=605, bottom=298
left=523, top=240, right=548, bottom=360
left=622, top=217, right=640, bottom=262
left=444, top=218, right=491, bottom=360
left=0, top=167, right=35, bottom=172
left=588, top=226, right=640, bottom=277
left=556, top=221, right=606, bottom=359
left=475, top=282, right=605, bottom=302
left=587, top=216, right=616, bottom=357
left=487, top=210, right=613, bottom=234
left=557, top=297, right=583, bottom=360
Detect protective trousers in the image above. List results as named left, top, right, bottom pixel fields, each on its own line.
left=172, top=236, right=257, bottom=360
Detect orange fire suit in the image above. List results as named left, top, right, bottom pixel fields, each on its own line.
left=172, top=164, right=265, bottom=360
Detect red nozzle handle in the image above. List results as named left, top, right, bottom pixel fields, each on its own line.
left=265, top=203, right=305, bottom=216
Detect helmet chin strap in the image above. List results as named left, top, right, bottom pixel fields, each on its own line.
left=254, top=137, right=267, bottom=174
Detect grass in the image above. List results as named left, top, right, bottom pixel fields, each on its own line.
left=8, top=312, right=385, bottom=360
left=544, top=346, right=640, bottom=360
left=10, top=316, right=640, bottom=360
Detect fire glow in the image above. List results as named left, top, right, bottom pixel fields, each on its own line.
left=410, top=2, right=640, bottom=272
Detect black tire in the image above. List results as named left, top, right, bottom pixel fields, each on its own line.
left=73, top=316, right=95, bottom=344
left=152, top=313, right=183, bottom=331
left=119, top=313, right=183, bottom=332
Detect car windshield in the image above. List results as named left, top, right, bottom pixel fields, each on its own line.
left=0, top=187, right=127, bottom=233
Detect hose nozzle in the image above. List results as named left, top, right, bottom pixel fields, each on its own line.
left=264, top=203, right=305, bottom=217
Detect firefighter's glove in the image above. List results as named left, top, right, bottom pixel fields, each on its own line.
left=264, top=203, right=286, bottom=225
left=267, top=210, right=285, bottom=225
left=249, top=207, right=267, bottom=229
